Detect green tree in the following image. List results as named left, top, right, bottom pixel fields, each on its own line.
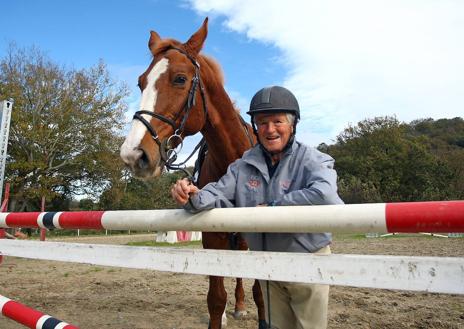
left=99, top=170, right=184, bottom=210
left=409, top=117, right=464, bottom=199
left=326, top=116, right=454, bottom=202
left=337, top=175, right=382, bottom=204
left=0, top=44, right=129, bottom=211
left=79, top=198, right=97, bottom=210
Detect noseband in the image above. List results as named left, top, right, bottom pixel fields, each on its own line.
left=133, top=47, right=208, bottom=178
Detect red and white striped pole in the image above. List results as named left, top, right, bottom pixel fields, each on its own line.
left=0, top=201, right=462, bottom=233
left=0, top=294, right=78, bottom=329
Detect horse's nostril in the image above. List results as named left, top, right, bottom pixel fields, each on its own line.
left=138, top=150, right=150, bottom=169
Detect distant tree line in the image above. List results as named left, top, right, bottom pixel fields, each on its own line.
left=1, top=45, right=462, bottom=211
left=321, top=116, right=464, bottom=203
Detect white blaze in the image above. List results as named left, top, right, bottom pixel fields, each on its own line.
left=120, top=58, right=169, bottom=162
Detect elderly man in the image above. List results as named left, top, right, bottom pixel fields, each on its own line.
left=171, top=86, right=343, bottom=329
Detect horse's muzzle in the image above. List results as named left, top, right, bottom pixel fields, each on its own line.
left=120, top=143, right=163, bottom=179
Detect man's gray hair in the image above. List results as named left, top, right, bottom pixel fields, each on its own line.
left=286, top=113, right=295, bottom=125
left=251, top=112, right=296, bottom=125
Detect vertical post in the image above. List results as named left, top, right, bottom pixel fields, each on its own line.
left=0, top=100, right=13, bottom=202
left=40, top=196, right=46, bottom=241
left=0, top=183, right=10, bottom=264
left=0, top=228, right=4, bottom=264
left=1, top=183, right=9, bottom=212
left=0, top=101, right=13, bottom=250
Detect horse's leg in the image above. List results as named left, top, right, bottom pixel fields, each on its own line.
left=234, top=278, right=247, bottom=318
left=208, top=275, right=227, bottom=329
left=203, top=233, right=229, bottom=329
left=252, top=280, right=267, bottom=329
left=233, top=233, right=249, bottom=318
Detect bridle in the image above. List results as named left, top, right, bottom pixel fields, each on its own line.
left=132, top=46, right=208, bottom=180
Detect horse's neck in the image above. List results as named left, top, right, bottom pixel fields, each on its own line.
left=200, top=90, right=253, bottom=181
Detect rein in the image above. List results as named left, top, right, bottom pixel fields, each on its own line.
left=132, top=46, right=208, bottom=182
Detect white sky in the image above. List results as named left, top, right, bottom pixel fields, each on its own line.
left=190, top=0, right=464, bottom=145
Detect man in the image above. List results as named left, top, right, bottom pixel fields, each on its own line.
left=171, top=86, right=343, bottom=329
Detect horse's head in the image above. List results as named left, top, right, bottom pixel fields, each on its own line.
left=120, top=18, right=209, bottom=179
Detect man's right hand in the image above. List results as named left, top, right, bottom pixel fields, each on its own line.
left=170, top=178, right=200, bottom=206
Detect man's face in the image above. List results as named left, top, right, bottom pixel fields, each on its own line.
left=254, top=112, right=293, bottom=154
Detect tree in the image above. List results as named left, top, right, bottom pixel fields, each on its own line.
left=409, top=117, right=464, bottom=199
left=0, top=44, right=129, bottom=211
left=325, top=116, right=455, bottom=203
left=99, top=170, right=184, bottom=210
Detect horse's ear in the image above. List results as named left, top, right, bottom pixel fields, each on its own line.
left=149, top=31, right=161, bottom=54
left=184, top=17, right=208, bottom=55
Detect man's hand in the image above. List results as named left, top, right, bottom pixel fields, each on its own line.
left=171, top=178, right=200, bottom=206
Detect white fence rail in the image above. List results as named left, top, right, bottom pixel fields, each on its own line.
left=1, top=240, right=463, bottom=295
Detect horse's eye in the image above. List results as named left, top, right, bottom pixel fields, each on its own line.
left=173, top=75, right=187, bottom=85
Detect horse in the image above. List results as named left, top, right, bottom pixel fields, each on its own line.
left=120, top=18, right=266, bottom=329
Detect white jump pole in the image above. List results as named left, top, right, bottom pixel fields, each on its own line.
left=0, top=201, right=463, bottom=233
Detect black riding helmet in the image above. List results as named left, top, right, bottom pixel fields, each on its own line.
left=247, top=86, right=300, bottom=137
left=247, top=85, right=300, bottom=119
left=247, top=86, right=300, bottom=157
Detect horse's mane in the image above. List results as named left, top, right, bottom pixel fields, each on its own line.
left=200, top=55, right=225, bottom=86
left=200, top=55, right=244, bottom=115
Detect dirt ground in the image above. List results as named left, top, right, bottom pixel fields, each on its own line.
left=1, top=233, right=463, bottom=329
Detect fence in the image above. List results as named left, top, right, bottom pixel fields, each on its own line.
left=0, top=201, right=463, bottom=327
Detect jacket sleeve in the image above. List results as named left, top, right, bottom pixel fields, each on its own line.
left=275, top=150, right=344, bottom=206
left=184, top=160, right=240, bottom=213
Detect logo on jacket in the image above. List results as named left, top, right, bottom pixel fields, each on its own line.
left=247, top=175, right=261, bottom=191
left=280, top=179, right=291, bottom=190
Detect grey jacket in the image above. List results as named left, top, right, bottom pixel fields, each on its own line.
left=186, top=140, right=344, bottom=253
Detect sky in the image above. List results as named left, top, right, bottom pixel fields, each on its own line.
left=1, top=0, right=463, bottom=157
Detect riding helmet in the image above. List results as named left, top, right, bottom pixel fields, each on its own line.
left=247, top=86, right=300, bottom=120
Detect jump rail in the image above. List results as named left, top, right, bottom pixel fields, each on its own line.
left=1, top=240, right=463, bottom=295
left=0, top=294, right=78, bottom=329
left=1, top=201, right=463, bottom=297
left=0, top=201, right=463, bottom=233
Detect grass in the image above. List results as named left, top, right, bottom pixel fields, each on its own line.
left=126, top=240, right=203, bottom=247
left=14, top=229, right=152, bottom=238
left=333, top=232, right=462, bottom=240
left=125, top=233, right=462, bottom=249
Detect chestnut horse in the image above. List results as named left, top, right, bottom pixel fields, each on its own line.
left=120, top=18, right=266, bottom=329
